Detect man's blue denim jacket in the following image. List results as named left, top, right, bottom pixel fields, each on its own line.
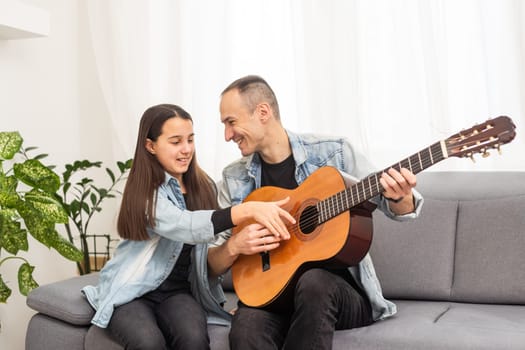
left=82, top=173, right=231, bottom=328
left=216, top=130, right=423, bottom=321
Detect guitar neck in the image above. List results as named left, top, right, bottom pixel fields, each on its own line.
left=317, top=140, right=447, bottom=223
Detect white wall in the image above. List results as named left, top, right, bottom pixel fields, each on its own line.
left=0, top=1, right=122, bottom=349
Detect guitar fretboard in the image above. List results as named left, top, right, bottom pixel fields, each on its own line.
left=317, top=141, right=446, bottom=223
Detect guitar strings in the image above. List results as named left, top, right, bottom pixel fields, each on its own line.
left=282, top=145, right=442, bottom=236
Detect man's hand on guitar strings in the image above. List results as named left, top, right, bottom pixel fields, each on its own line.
left=379, top=168, right=417, bottom=214
left=380, top=168, right=416, bottom=199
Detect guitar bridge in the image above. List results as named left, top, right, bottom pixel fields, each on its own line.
left=260, top=251, right=270, bottom=271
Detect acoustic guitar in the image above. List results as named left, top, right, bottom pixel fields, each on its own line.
left=231, top=116, right=516, bottom=309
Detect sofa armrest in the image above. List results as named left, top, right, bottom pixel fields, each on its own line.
left=26, top=273, right=98, bottom=326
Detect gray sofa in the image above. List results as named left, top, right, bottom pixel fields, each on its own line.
left=26, top=171, right=525, bottom=349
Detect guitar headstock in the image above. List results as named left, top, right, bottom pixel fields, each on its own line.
left=445, top=116, right=516, bottom=159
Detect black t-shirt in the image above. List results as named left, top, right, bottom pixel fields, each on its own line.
left=260, top=154, right=298, bottom=189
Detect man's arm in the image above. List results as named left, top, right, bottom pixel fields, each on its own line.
left=208, top=223, right=283, bottom=277
left=385, top=192, right=415, bottom=215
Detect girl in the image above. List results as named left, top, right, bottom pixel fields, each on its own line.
left=82, top=104, right=294, bottom=350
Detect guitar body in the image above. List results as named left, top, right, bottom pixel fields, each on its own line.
left=231, top=166, right=374, bottom=308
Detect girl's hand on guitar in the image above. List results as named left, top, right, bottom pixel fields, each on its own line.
left=233, top=197, right=295, bottom=240
left=228, top=223, right=283, bottom=256
left=248, top=197, right=295, bottom=239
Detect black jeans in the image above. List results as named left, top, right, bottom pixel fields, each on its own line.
left=107, top=291, right=209, bottom=350
left=229, top=268, right=373, bottom=350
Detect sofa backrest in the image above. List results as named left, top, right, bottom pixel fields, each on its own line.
left=370, top=171, right=525, bottom=305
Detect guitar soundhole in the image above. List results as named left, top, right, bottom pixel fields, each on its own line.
left=299, top=205, right=319, bottom=234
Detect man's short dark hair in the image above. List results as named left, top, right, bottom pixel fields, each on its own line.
left=222, top=75, right=281, bottom=120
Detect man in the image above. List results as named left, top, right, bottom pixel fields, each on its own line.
left=208, top=75, right=423, bottom=350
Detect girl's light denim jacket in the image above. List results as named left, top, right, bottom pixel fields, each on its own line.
left=216, top=130, right=423, bottom=321
left=82, top=174, right=231, bottom=328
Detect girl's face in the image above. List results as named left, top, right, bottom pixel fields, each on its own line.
left=146, top=116, right=194, bottom=184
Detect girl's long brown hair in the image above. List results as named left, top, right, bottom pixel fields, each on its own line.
left=117, top=104, right=218, bottom=241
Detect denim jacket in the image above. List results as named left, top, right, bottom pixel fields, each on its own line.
left=216, top=130, right=423, bottom=321
left=82, top=173, right=231, bottom=328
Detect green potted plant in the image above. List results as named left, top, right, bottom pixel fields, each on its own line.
left=0, top=131, right=83, bottom=303
left=58, top=158, right=132, bottom=275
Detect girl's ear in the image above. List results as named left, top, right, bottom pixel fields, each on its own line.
left=145, top=139, right=156, bottom=154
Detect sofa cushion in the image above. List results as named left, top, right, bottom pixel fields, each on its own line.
left=333, top=300, right=525, bottom=350
left=26, top=273, right=97, bottom=325
left=370, top=198, right=457, bottom=300
left=415, top=171, right=525, bottom=200
left=452, top=195, right=525, bottom=304
left=437, top=302, right=525, bottom=333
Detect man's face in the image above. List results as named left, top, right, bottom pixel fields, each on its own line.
left=220, top=89, right=265, bottom=157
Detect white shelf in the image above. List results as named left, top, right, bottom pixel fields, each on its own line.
left=0, top=0, right=50, bottom=39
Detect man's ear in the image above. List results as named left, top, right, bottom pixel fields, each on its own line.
left=257, top=103, right=272, bottom=122
left=145, top=139, right=156, bottom=154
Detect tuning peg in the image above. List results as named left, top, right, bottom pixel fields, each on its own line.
left=497, top=145, right=502, bottom=155
left=482, top=151, right=490, bottom=158
left=469, top=154, right=476, bottom=163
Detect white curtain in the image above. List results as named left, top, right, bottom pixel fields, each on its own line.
left=86, top=0, right=524, bottom=181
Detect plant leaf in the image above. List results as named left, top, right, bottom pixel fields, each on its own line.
left=17, top=203, right=59, bottom=247
left=0, top=174, right=21, bottom=208
left=51, top=234, right=83, bottom=261
left=0, top=209, right=28, bottom=254
left=13, top=159, right=61, bottom=193
left=24, top=222, right=56, bottom=247
left=0, top=131, right=23, bottom=160
left=18, top=263, right=39, bottom=296
left=24, top=189, right=69, bottom=223
left=106, top=168, right=115, bottom=182
left=79, top=177, right=93, bottom=186
left=62, top=160, right=102, bottom=184
left=69, top=200, right=81, bottom=215
left=81, top=202, right=90, bottom=215
left=33, top=154, right=49, bottom=160
left=0, top=275, right=12, bottom=303
left=118, top=159, right=133, bottom=173
left=97, top=188, right=108, bottom=198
